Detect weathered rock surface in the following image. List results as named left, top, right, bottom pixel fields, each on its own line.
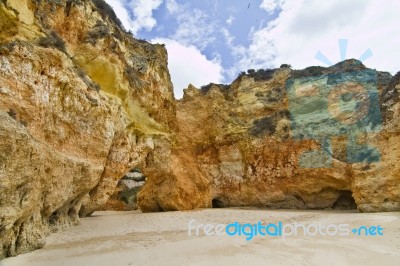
left=139, top=61, right=400, bottom=214
left=0, top=0, right=184, bottom=259
left=101, top=168, right=146, bottom=211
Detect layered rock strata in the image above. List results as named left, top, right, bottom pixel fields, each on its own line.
left=139, top=61, right=400, bottom=214
left=0, top=0, right=185, bottom=258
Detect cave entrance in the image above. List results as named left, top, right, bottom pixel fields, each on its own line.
left=212, top=198, right=224, bottom=208
left=333, top=190, right=357, bottom=210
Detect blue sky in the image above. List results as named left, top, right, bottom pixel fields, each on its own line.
left=138, top=0, right=279, bottom=71
left=106, top=0, right=400, bottom=98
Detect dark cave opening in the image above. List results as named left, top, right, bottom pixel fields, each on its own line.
left=333, top=190, right=357, bottom=210
left=212, top=198, right=224, bottom=208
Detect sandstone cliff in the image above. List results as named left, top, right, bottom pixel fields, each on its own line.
left=0, top=0, right=183, bottom=258
left=139, top=61, right=400, bottom=214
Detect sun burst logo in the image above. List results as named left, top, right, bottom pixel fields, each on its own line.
left=315, top=39, right=373, bottom=66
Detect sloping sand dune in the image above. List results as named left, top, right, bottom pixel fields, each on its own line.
left=2, top=209, right=400, bottom=266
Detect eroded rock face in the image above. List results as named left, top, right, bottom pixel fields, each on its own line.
left=0, top=0, right=183, bottom=258
left=139, top=61, right=400, bottom=213
left=101, top=168, right=146, bottom=211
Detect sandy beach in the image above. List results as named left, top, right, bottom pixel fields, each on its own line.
left=1, top=209, right=399, bottom=266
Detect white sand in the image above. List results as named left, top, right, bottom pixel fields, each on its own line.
left=1, top=209, right=400, bottom=266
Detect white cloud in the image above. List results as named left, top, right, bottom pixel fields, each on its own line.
left=242, top=0, right=400, bottom=74
left=163, top=1, right=217, bottom=51
left=151, top=38, right=224, bottom=99
left=104, top=0, right=134, bottom=30
left=130, top=0, right=163, bottom=33
left=221, top=27, right=234, bottom=46
left=226, top=15, right=235, bottom=25
left=165, top=0, right=179, bottom=14
left=105, top=0, right=162, bottom=35
left=173, top=9, right=216, bottom=50
left=260, top=0, right=285, bottom=14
